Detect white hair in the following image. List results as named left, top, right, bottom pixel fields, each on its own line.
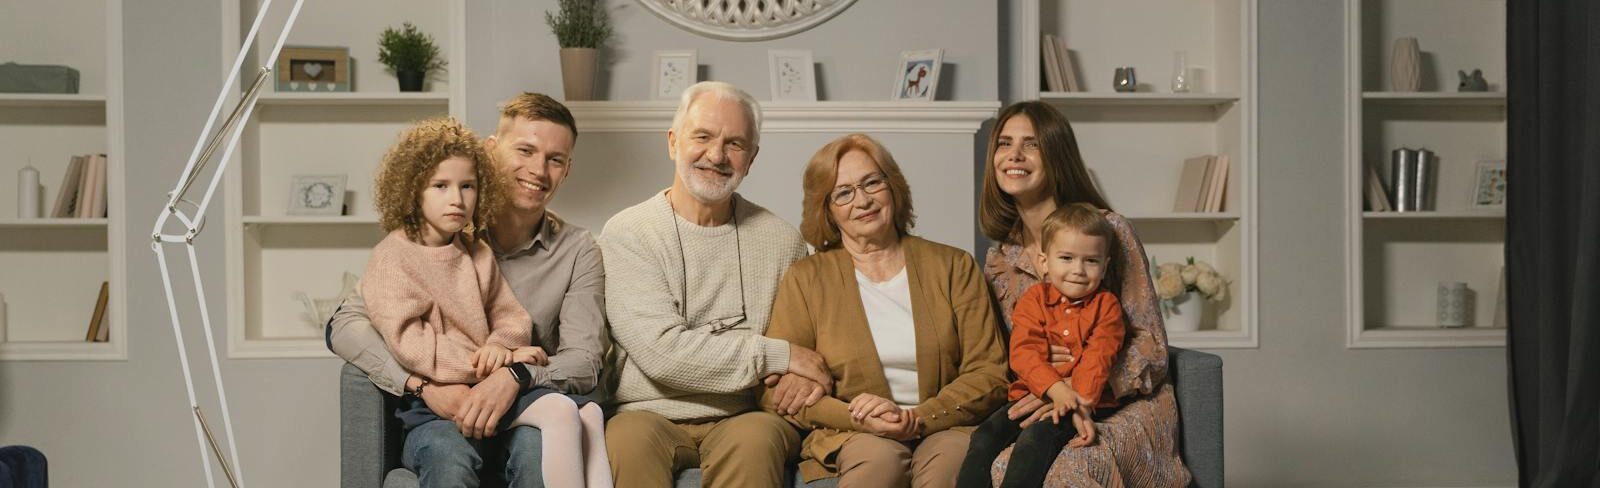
left=670, top=81, right=762, bottom=146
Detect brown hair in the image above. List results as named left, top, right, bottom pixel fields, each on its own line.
left=1039, top=202, right=1119, bottom=284
left=800, top=134, right=916, bottom=251
left=980, top=101, right=1112, bottom=244
left=497, top=92, right=577, bottom=139
left=374, top=117, right=504, bottom=241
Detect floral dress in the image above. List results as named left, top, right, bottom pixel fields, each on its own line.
left=984, top=211, right=1191, bottom=488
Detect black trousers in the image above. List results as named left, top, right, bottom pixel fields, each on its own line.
left=956, top=402, right=1088, bottom=488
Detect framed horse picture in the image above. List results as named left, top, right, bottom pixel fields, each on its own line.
left=891, top=49, right=942, bottom=101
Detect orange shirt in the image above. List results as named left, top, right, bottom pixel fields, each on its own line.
left=1007, top=283, right=1126, bottom=407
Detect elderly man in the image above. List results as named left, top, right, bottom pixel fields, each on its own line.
left=328, top=92, right=605, bottom=488
left=601, top=81, right=833, bottom=487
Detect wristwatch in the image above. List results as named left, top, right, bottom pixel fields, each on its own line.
left=507, top=362, right=533, bottom=391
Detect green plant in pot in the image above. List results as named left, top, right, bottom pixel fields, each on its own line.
left=378, top=22, right=446, bottom=92
left=546, top=0, right=613, bottom=100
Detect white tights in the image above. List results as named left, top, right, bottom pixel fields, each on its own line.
left=510, top=394, right=613, bottom=488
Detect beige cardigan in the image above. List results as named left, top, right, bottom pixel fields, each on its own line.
left=760, top=236, right=1009, bottom=482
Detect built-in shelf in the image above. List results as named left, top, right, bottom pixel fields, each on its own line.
left=0, top=218, right=110, bottom=228
left=1362, top=211, right=1504, bottom=220
left=0, top=94, right=108, bottom=108
left=256, top=91, right=450, bottom=107
left=0, top=341, right=124, bottom=361
left=1124, top=213, right=1241, bottom=223
left=1168, top=329, right=1256, bottom=349
left=1361, top=91, right=1506, bottom=106
left=1351, top=326, right=1506, bottom=349
left=1041, top=92, right=1241, bottom=108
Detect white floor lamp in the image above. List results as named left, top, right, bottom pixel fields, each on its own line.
left=149, top=1, right=305, bottom=487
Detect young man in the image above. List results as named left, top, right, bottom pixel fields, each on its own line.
left=328, top=92, right=604, bottom=488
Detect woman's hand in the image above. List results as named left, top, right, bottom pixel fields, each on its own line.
left=1049, top=344, right=1074, bottom=365
left=854, top=407, right=920, bottom=441
left=471, top=344, right=513, bottom=378
left=1067, top=409, right=1097, bottom=448
left=848, top=393, right=902, bottom=423
left=512, top=346, right=549, bottom=366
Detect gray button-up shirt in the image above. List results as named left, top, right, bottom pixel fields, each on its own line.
left=328, top=214, right=606, bottom=396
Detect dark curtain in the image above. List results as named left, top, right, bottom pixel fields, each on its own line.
left=1506, top=1, right=1600, bottom=487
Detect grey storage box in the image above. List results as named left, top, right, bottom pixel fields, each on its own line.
left=0, top=63, right=81, bottom=94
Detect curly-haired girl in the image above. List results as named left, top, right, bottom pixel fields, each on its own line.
left=362, top=116, right=611, bottom=488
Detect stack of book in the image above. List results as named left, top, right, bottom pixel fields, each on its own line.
left=1172, top=154, right=1231, bottom=212
left=1041, top=33, right=1082, bottom=92
left=51, top=154, right=109, bottom=218
left=83, top=281, right=109, bottom=342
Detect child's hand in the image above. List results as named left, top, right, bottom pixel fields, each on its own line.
left=1045, top=381, right=1082, bottom=423
left=512, top=346, right=549, bottom=366
left=1068, top=409, right=1097, bottom=448
left=471, top=344, right=512, bottom=378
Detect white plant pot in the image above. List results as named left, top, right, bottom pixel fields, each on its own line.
left=1166, top=292, right=1204, bottom=332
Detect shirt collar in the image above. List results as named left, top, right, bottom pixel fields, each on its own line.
left=496, top=213, right=558, bottom=259
left=1043, top=283, right=1094, bottom=308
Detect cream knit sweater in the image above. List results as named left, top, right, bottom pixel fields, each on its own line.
left=362, top=230, right=532, bottom=384
left=601, top=191, right=807, bottom=420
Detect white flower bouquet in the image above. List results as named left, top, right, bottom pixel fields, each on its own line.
left=1153, top=257, right=1229, bottom=328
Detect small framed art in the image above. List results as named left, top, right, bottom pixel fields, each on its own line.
left=652, top=50, right=698, bottom=100
left=287, top=174, right=347, bottom=216
left=892, top=49, right=942, bottom=101
left=768, top=50, right=817, bottom=101
left=1470, top=160, right=1507, bottom=209
left=276, top=46, right=352, bottom=92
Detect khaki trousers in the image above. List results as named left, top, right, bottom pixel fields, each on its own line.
left=605, top=410, right=801, bottom=488
left=835, top=430, right=971, bottom=488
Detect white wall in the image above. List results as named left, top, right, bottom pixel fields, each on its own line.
left=1206, top=1, right=1515, bottom=486
left=0, top=1, right=1517, bottom=487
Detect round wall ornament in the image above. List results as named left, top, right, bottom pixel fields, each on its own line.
left=635, top=0, right=858, bottom=41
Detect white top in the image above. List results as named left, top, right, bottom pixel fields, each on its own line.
left=857, top=267, right=920, bottom=408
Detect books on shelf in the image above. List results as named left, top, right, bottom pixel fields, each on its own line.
left=1365, top=162, right=1393, bottom=211
left=1040, top=33, right=1080, bottom=92
left=1172, top=154, right=1230, bottom=212
left=84, top=281, right=109, bottom=342
left=50, top=154, right=108, bottom=218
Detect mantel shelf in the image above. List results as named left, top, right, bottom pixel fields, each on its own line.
left=256, top=92, right=449, bottom=107
left=0, top=94, right=107, bottom=108
left=564, top=100, right=1000, bottom=133
left=1041, top=92, right=1241, bottom=108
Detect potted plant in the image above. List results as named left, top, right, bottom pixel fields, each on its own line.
left=1154, top=257, right=1230, bottom=332
left=546, top=0, right=613, bottom=100
left=378, top=22, right=446, bottom=92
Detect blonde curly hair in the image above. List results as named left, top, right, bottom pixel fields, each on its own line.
left=373, top=117, right=504, bottom=241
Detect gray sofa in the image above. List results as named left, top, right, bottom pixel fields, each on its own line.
left=340, top=347, right=1223, bottom=488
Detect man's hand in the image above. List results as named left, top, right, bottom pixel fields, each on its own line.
left=512, top=346, right=550, bottom=366
left=786, top=344, right=834, bottom=394
left=420, top=382, right=469, bottom=421
left=455, top=368, right=518, bottom=439
left=471, top=344, right=513, bottom=378
left=847, top=393, right=902, bottom=423
left=764, top=373, right=825, bottom=416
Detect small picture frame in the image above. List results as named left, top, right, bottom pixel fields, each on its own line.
left=287, top=175, right=348, bottom=216
left=1470, top=160, right=1507, bottom=209
left=768, top=50, right=817, bottom=101
left=276, top=46, right=352, bottom=92
left=891, top=49, right=943, bottom=101
left=651, top=50, right=698, bottom=100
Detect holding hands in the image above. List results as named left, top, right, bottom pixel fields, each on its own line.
left=470, top=345, right=551, bottom=379
left=848, top=393, right=920, bottom=441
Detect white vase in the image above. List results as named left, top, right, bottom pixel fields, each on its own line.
left=1391, top=37, right=1422, bottom=92
left=1166, top=292, right=1204, bottom=332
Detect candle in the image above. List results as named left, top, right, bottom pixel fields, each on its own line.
left=18, top=165, right=41, bottom=219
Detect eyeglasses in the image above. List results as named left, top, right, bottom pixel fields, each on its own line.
left=830, top=174, right=890, bottom=206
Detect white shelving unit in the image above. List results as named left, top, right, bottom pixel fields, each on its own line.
left=1344, top=0, right=1507, bottom=348
left=0, top=0, right=127, bottom=361
left=1014, top=0, right=1259, bottom=349
left=222, top=0, right=466, bottom=358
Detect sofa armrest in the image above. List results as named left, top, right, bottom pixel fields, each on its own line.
left=341, top=362, right=403, bottom=488
left=1168, top=346, right=1223, bottom=488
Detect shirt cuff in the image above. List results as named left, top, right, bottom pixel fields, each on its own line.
left=760, top=337, right=791, bottom=377
left=526, top=364, right=552, bottom=390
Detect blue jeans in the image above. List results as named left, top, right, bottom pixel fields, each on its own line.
left=402, top=420, right=545, bottom=488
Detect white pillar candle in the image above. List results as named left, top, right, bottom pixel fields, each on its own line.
left=18, top=165, right=41, bottom=219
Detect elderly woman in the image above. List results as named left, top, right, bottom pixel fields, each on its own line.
left=978, top=100, right=1187, bottom=487
left=760, top=134, right=1009, bottom=488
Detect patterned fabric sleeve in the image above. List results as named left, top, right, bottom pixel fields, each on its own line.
left=1103, top=211, right=1169, bottom=398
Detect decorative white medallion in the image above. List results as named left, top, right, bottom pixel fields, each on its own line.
left=635, top=0, right=858, bottom=41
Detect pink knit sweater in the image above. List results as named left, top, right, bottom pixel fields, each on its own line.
left=363, top=230, right=532, bottom=384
